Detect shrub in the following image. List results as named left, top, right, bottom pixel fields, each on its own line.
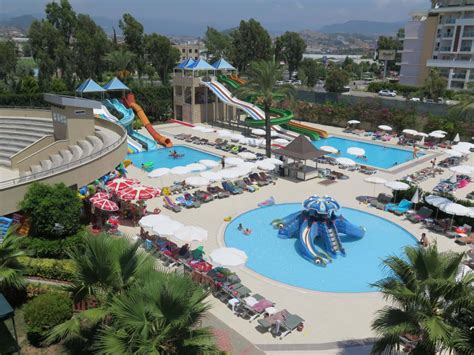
left=20, top=182, right=83, bottom=238
left=19, top=257, right=76, bottom=282
left=128, top=84, right=173, bottom=122
left=367, top=82, right=419, bottom=97
left=23, top=292, right=73, bottom=345
left=17, top=230, right=87, bottom=259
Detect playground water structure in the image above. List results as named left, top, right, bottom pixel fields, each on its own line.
left=207, top=75, right=328, bottom=140
left=224, top=203, right=418, bottom=293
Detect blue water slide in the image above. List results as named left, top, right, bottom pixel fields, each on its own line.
left=317, top=221, right=344, bottom=257
left=276, top=211, right=302, bottom=239
left=298, top=220, right=331, bottom=265
left=0, top=216, right=13, bottom=240
left=335, top=216, right=365, bottom=239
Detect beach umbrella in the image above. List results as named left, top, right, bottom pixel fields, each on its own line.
left=450, top=165, right=474, bottom=174
left=148, top=167, right=170, bottom=178
left=118, top=185, right=160, bottom=201
left=199, top=159, right=219, bottom=168
left=218, top=168, right=241, bottom=179
left=453, top=133, right=460, bottom=143
left=378, top=125, right=392, bottom=131
left=186, top=163, right=207, bottom=172
left=237, top=162, right=258, bottom=170
left=440, top=202, right=472, bottom=225
left=92, top=199, right=119, bottom=212
left=238, top=152, right=257, bottom=160
left=251, top=128, right=266, bottom=136
left=200, top=171, right=222, bottom=182
left=402, top=129, right=418, bottom=135
left=218, top=129, right=232, bottom=137
left=347, top=147, right=365, bottom=157
left=445, top=149, right=464, bottom=157
left=347, top=120, right=360, bottom=125
left=261, top=158, right=284, bottom=166
left=173, top=225, right=208, bottom=243
left=152, top=218, right=184, bottom=236
left=420, top=136, right=425, bottom=146
left=365, top=176, right=387, bottom=195
left=429, top=132, right=445, bottom=138
left=270, top=131, right=279, bottom=138
left=452, top=145, right=471, bottom=154
left=192, top=125, right=205, bottom=131
left=170, top=166, right=192, bottom=175
left=425, top=195, right=451, bottom=208
left=106, top=178, right=140, bottom=192
left=416, top=132, right=428, bottom=137
left=273, top=138, right=290, bottom=145
left=185, top=176, right=210, bottom=187
left=239, top=137, right=251, bottom=145
left=230, top=133, right=244, bottom=142
left=225, top=157, right=245, bottom=166
left=336, top=157, right=356, bottom=167
left=90, top=192, right=112, bottom=201
left=385, top=181, right=410, bottom=201
left=257, top=161, right=276, bottom=171
left=320, top=146, right=339, bottom=154
left=232, top=166, right=252, bottom=177
left=210, top=247, right=248, bottom=267
left=411, top=188, right=420, bottom=210
left=431, top=130, right=447, bottom=135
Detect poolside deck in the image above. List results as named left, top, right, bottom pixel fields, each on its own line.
left=122, top=121, right=472, bottom=353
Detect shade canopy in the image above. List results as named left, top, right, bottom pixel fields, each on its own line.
left=75, top=78, right=105, bottom=93
left=212, top=58, right=236, bottom=71
left=440, top=202, right=472, bottom=217
left=429, top=132, right=445, bottom=138
left=385, top=181, right=410, bottom=191
left=175, top=58, right=195, bottom=69
left=90, top=192, right=112, bottom=201
left=186, top=58, right=215, bottom=71
left=118, top=186, right=160, bottom=201
left=103, top=77, right=130, bottom=91
left=273, top=134, right=327, bottom=160
left=261, top=158, right=284, bottom=166
left=251, top=128, right=266, bottom=136
left=217, top=129, right=232, bottom=137
left=445, top=149, right=463, bottom=157
left=210, top=247, right=248, bottom=267
left=425, top=195, right=451, bottom=208
left=106, top=178, right=140, bottom=192
left=257, top=161, right=276, bottom=171
left=273, top=138, right=290, bottom=145
left=140, top=214, right=183, bottom=236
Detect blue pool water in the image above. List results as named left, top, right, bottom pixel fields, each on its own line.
left=127, top=145, right=220, bottom=169
left=312, top=136, right=422, bottom=169
left=225, top=204, right=417, bottom=293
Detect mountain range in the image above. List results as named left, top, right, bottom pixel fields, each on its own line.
left=319, top=20, right=405, bottom=36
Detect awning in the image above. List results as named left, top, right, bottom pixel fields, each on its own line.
left=175, top=58, right=195, bottom=70
left=212, top=58, right=236, bottom=71
left=185, top=58, right=215, bottom=71
left=75, top=78, right=105, bottom=93
left=273, top=134, right=327, bottom=160
left=103, top=77, right=130, bottom=91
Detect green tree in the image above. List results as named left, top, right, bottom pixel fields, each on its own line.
left=239, top=60, right=293, bottom=157
left=371, top=244, right=474, bottom=354
left=95, top=274, right=217, bottom=354
left=0, top=231, right=25, bottom=291
left=119, top=13, right=145, bottom=77
left=145, top=33, right=180, bottom=85
left=324, top=66, right=350, bottom=93
left=0, top=40, right=17, bottom=82
left=15, top=59, right=35, bottom=77
left=17, top=76, right=39, bottom=95
left=105, top=49, right=135, bottom=80
left=423, top=69, right=447, bottom=99
left=49, top=77, right=68, bottom=92
left=73, top=14, right=109, bottom=80
left=20, top=182, right=82, bottom=238
left=299, top=59, right=326, bottom=88
left=275, top=31, right=307, bottom=77
left=231, top=19, right=272, bottom=71
left=204, top=26, right=232, bottom=59
left=450, top=86, right=474, bottom=123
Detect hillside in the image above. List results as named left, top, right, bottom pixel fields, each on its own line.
left=319, top=20, right=405, bottom=37
left=298, top=30, right=375, bottom=55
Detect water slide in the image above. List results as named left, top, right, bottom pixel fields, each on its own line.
left=334, top=216, right=365, bottom=239
left=220, top=75, right=329, bottom=140
left=106, top=99, right=158, bottom=151
left=201, top=80, right=296, bottom=140
left=318, top=221, right=345, bottom=257
left=123, top=93, right=173, bottom=148
left=229, top=74, right=246, bottom=85
left=299, top=220, right=331, bottom=265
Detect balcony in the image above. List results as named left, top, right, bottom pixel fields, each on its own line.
left=439, top=46, right=453, bottom=52
left=427, top=58, right=474, bottom=69
left=460, top=46, right=473, bottom=51
left=463, top=31, right=474, bottom=37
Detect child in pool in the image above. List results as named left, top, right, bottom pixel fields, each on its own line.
left=238, top=223, right=243, bottom=231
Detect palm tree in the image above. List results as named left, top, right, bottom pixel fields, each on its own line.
left=105, top=49, right=134, bottom=80
left=371, top=244, right=474, bottom=354
left=0, top=229, right=25, bottom=291
left=451, top=86, right=474, bottom=122
left=46, top=234, right=156, bottom=346
left=95, top=273, right=217, bottom=354
left=239, top=60, right=293, bottom=157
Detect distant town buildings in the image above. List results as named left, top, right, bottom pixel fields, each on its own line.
left=173, top=42, right=205, bottom=61
left=400, top=0, right=474, bottom=90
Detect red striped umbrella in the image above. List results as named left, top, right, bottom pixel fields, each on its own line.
left=90, top=192, right=112, bottom=201
left=92, top=199, right=119, bottom=211
left=118, top=185, right=160, bottom=201
left=106, top=178, right=140, bottom=192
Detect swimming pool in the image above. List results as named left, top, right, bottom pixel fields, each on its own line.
left=127, top=145, right=220, bottom=169
left=225, top=204, right=417, bottom=293
left=312, top=136, right=422, bottom=169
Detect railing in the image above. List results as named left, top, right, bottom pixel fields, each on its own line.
left=439, top=46, right=453, bottom=51
left=463, top=31, right=474, bottom=37
left=460, top=46, right=473, bottom=51
left=0, top=126, right=127, bottom=190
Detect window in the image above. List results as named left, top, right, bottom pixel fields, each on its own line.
left=175, top=86, right=183, bottom=96
left=195, top=49, right=198, bottom=53
left=182, top=48, right=185, bottom=53
left=189, top=49, right=192, bottom=53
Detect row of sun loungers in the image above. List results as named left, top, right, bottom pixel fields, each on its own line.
left=316, top=157, right=376, bottom=175
left=138, top=232, right=305, bottom=338
left=402, top=167, right=444, bottom=184
left=433, top=175, right=471, bottom=193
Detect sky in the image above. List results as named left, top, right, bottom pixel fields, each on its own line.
left=1, top=0, right=430, bottom=35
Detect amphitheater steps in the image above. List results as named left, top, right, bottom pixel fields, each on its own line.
left=40, top=159, right=52, bottom=171
left=87, top=135, right=104, bottom=154
left=59, top=149, right=73, bottom=164
left=30, top=165, right=42, bottom=174
left=50, top=154, right=62, bottom=168
left=77, top=140, right=93, bottom=156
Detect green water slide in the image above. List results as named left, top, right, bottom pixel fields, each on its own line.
left=244, top=107, right=293, bottom=127
left=217, top=75, right=240, bottom=89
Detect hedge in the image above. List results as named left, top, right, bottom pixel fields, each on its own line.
left=367, top=82, right=419, bottom=97
left=17, top=231, right=86, bottom=259
left=19, top=256, right=76, bottom=282
left=128, top=84, right=173, bottom=122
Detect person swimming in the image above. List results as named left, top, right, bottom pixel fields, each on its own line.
left=169, top=150, right=183, bottom=158
left=238, top=223, right=243, bottom=231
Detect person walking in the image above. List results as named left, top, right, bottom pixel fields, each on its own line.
left=221, top=155, right=225, bottom=169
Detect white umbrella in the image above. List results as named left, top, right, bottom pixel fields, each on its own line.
left=232, top=166, right=252, bottom=177
left=173, top=225, right=208, bottom=242
left=347, top=147, right=365, bottom=157
left=378, top=125, right=392, bottom=131
left=218, top=130, right=232, bottom=137
left=218, top=168, right=241, bottom=179
left=153, top=219, right=184, bottom=236
left=251, top=128, right=266, bottom=136
left=440, top=202, right=471, bottom=217
left=199, top=159, right=219, bottom=168
left=185, top=176, right=211, bottom=187
left=425, top=195, right=451, bottom=208
left=411, top=188, right=420, bottom=204
left=429, top=132, right=445, bottom=138
left=230, top=133, right=244, bottom=142
left=238, top=151, right=257, bottom=160
left=336, top=157, right=356, bottom=167
left=270, top=131, right=279, bottom=138
left=385, top=181, right=410, bottom=191
left=148, top=167, right=170, bottom=178
left=225, top=157, right=245, bottom=166
left=192, top=125, right=206, bottom=131
left=453, top=133, right=460, bottom=143
left=416, top=132, right=428, bottom=137
left=239, top=137, right=251, bottom=145
left=200, top=171, right=222, bottom=182
left=273, top=138, right=290, bottom=145
left=257, top=161, right=276, bottom=171
left=456, top=142, right=474, bottom=149
left=210, top=247, right=248, bottom=267
left=237, top=162, right=258, bottom=170
left=365, top=176, right=387, bottom=195
left=452, top=145, right=471, bottom=154
left=402, top=129, right=418, bottom=135
left=445, top=149, right=464, bottom=157
left=449, top=165, right=474, bottom=174
left=347, top=120, right=360, bottom=124
left=186, top=163, right=207, bottom=172
left=261, top=158, right=284, bottom=166
left=320, top=146, right=339, bottom=154
left=170, top=166, right=192, bottom=175
left=139, top=214, right=171, bottom=230
left=420, top=136, right=425, bottom=146
left=431, top=130, right=447, bottom=135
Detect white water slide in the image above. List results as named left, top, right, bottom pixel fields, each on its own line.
left=201, top=80, right=296, bottom=140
